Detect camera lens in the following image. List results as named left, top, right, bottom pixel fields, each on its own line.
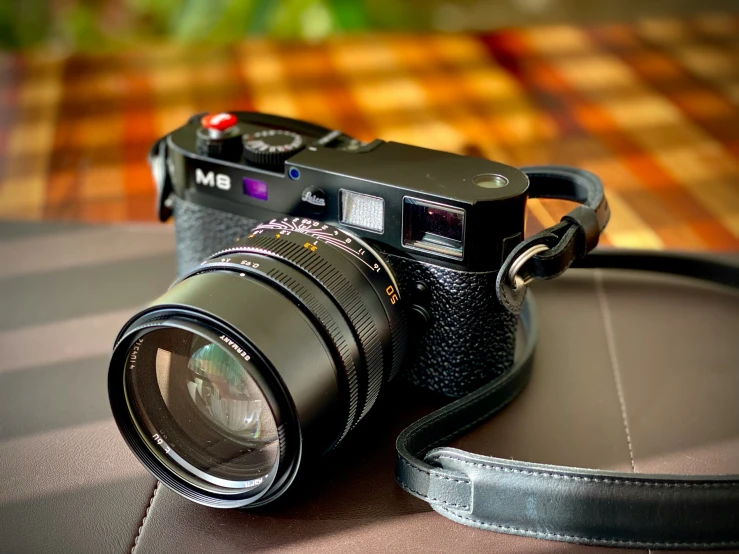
left=109, top=219, right=406, bottom=507
left=125, top=328, right=279, bottom=488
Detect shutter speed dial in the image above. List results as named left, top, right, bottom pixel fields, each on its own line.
left=243, top=130, right=304, bottom=169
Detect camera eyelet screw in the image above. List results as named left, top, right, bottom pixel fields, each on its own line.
left=508, top=244, right=549, bottom=290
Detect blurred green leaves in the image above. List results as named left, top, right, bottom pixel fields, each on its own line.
left=0, top=1, right=51, bottom=50
left=0, top=0, right=416, bottom=51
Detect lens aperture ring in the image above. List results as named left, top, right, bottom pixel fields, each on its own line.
left=217, top=234, right=387, bottom=424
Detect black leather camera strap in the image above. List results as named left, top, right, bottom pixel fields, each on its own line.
left=396, top=167, right=739, bottom=550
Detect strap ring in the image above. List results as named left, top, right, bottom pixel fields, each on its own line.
left=508, top=243, right=549, bottom=289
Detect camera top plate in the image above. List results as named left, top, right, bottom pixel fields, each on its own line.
left=160, top=111, right=529, bottom=271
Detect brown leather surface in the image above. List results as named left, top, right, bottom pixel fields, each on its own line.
left=0, top=224, right=738, bottom=553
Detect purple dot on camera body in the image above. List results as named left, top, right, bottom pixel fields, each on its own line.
left=243, top=178, right=268, bottom=201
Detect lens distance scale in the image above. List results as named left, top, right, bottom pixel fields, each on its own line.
left=249, top=218, right=400, bottom=294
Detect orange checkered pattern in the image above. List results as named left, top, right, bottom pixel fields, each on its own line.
left=1, top=14, right=738, bottom=250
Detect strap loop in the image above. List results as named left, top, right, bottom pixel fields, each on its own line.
left=497, top=166, right=610, bottom=314
left=149, top=137, right=174, bottom=222
left=563, top=204, right=601, bottom=256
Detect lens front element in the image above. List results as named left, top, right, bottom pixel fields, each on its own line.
left=125, top=327, right=279, bottom=490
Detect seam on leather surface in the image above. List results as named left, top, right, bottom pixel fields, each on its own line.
left=435, top=505, right=737, bottom=548
left=595, top=269, right=637, bottom=473
left=398, top=459, right=470, bottom=509
left=434, top=456, right=739, bottom=487
left=131, top=481, right=160, bottom=554
left=396, top=480, right=469, bottom=509
left=399, top=458, right=469, bottom=485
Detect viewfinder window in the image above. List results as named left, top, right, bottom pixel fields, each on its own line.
left=402, top=198, right=465, bottom=259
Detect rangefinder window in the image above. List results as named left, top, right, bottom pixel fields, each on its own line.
left=339, top=189, right=385, bottom=233
left=402, top=198, right=465, bottom=259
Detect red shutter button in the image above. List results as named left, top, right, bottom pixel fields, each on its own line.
left=201, top=113, right=238, bottom=132
left=196, top=113, right=242, bottom=158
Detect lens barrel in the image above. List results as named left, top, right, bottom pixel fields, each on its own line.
left=109, top=219, right=406, bottom=507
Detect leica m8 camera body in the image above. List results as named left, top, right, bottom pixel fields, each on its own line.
left=109, top=111, right=530, bottom=508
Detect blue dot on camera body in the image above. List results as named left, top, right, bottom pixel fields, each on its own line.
left=289, top=168, right=301, bottom=180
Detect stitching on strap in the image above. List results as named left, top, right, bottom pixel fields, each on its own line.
left=595, top=269, right=636, bottom=473
left=398, top=459, right=470, bottom=509
left=396, top=481, right=469, bottom=510
left=435, top=456, right=739, bottom=488
left=131, top=481, right=160, bottom=554
left=436, top=505, right=738, bottom=548
left=399, top=457, right=469, bottom=484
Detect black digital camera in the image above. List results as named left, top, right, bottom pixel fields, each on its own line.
left=108, top=111, right=531, bottom=508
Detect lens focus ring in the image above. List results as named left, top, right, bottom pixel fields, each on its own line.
left=187, top=252, right=362, bottom=441
left=218, top=233, right=387, bottom=424
left=262, top=264, right=361, bottom=437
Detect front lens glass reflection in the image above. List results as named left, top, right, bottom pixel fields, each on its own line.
left=184, top=341, right=269, bottom=441
left=126, top=328, right=279, bottom=486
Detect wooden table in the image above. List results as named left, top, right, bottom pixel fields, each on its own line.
left=1, top=14, right=738, bottom=250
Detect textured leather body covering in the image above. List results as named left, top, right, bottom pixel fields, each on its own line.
left=173, top=197, right=260, bottom=277
left=386, top=255, right=516, bottom=397
left=173, top=196, right=517, bottom=397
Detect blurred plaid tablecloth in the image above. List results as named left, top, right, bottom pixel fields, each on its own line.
left=1, top=14, right=738, bottom=250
